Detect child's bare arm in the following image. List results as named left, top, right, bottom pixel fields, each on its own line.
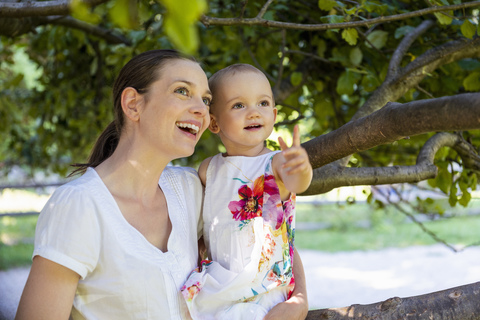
left=197, top=157, right=213, bottom=186
left=263, top=247, right=308, bottom=320
left=273, top=125, right=313, bottom=200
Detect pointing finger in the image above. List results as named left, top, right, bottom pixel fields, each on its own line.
left=278, top=136, right=288, bottom=151
left=293, top=125, right=301, bottom=147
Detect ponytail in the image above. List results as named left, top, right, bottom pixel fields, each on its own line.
left=69, top=121, right=119, bottom=176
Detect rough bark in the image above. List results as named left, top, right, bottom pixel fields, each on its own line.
left=302, top=93, right=480, bottom=170
left=306, top=281, right=480, bottom=320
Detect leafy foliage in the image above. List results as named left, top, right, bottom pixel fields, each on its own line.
left=0, top=0, right=479, bottom=207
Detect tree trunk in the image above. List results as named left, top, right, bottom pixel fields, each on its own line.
left=306, top=281, right=480, bottom=320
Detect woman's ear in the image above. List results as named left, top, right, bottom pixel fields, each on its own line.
left=208, top=114, right=220, bottom=134
left=121, top=87, right=142, bottom=122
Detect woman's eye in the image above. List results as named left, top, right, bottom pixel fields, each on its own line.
left=233, top=103, right=244, bottom=109
left=175, top=87, right=189, bottom=96
left=203, top=97, right=211, bottom=106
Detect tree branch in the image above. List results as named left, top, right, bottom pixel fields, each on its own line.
left=200, top=2, right=480, bottom=31
left=355, top=37, right=480, bottom=121
left=38, top=16, right=131, bottom=45
left=257, top=0, right=274, bottom=18
left=303, top=163, right=438, bottom=195
left=387, top=20, right=435, bottom=79
left=0, top=0, right=109, bottom=17
left=306, top=281, right=480, bottom=320
left=302, top=93, right=480, bottom=170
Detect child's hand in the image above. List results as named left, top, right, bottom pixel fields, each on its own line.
left=278, top=125, right=311, bottom=176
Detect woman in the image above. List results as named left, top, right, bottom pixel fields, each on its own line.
left=16, top=50, right=307, bottom=319
left=16, top=50, right=212, bottom=319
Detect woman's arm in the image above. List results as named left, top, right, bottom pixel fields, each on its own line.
left=263, top=247, right=308, bottom=320
left=16, top=256, right=80, bottom=320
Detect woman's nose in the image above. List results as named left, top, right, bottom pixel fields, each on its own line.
left=191, top=97, right=209, bottom=116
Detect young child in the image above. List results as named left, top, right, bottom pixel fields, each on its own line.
left=181, top=64, right=312, bottom=319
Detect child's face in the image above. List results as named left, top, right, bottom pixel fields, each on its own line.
left=209, top=71, right=277, bottom=154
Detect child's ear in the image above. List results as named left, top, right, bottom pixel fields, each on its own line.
left=209, top=114, right=220, bottom=134
left=121, top=87, right=143, bottom=122
left=273, top=107, right=278, bottom=122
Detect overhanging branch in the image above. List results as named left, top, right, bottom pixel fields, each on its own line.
left=302, top=130, right=480, bottom=195
left=200, top=2, right=480, bottom=31
left=387, top=20, right=435, bottom=79
left=355, top=37, right=480, bottom=121
left=0, top=0, right=108, bottom=17
left=38, top=16, right=131, bottom=45
left=303, top=93, right=480, bottom=169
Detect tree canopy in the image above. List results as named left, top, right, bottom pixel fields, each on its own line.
left=2, top=0, right=480, bottom=317
left=1, top=0, right=479, bottom=200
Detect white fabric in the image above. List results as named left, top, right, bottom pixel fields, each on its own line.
left=182, top=152, right=295, bottom=320
left=33, top=166, right=203, bottom=320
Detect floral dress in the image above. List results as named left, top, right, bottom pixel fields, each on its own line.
left=181, top=152, right=295, bottom=320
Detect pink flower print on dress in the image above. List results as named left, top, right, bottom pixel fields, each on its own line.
left=228, top=175, right=264, bottom=221
left=262, top=174, right=284, bottom=230
left=181, top=282, right=202, bottom=302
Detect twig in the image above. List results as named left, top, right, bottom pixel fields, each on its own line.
left=201, top=1, right=480, bottom=31
left=257, top=0, right=275, bottom=18
left=372, top=186, right=459, bottom=252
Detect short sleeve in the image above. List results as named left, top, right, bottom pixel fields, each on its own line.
left=33, top=185, right=101, bottom=279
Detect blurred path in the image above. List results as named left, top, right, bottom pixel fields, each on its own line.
left=1, top=244, right=480, bottom=318
left=0, top=266, right=29, bottom=320
left=302, top=244, right=480, bottom=309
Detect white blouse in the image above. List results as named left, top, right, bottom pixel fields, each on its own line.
left=34, top=166, right=203, bottom=319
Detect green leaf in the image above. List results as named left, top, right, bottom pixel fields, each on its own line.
left=427, top=178, right=437, bottom=189
left=318, top=0, right=337, bottom=11
left=365, top=30, right=388, bottom=49
left=448, top=184, right=457, bottom=206
left=71, top=0, right=101, bottom=24
left=459, top=190, right=471, bottom=207
left=434, top=11, right=453, bottom=25
left=437, top=167, right=452, bottom=194
left=160, top=0, right=207, bottom=54
left=314, top=80, right=324, bottom=92
left=336, top=70, right=361, bottom=95
left=350, top=47, right=362, bottom=66
left=461, top=20, right=476, bottom=39
left=463, top=71, right=480, bottom=91
left=316, top=39, right=327, bottom=58
left=360, top=74, right=379, bottom=92
left=290, top=72, right=303, bottom=86
left=328, top=15, right=345, bottom=24
left=394, top=25, right=416, bottom=39
left=342, top=28, right=358, bottom=46
left=109, top=0, right=137, bottom=28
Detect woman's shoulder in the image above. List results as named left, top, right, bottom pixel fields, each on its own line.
left=48, top=168, right=103, bottom=204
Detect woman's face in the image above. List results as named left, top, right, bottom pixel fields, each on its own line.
left=137, top=59, right=212, bottom=159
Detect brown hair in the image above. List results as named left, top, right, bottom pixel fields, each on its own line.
left=71, top=49, right=195, bottom=176
left=208, top=64, right=271, bottom=113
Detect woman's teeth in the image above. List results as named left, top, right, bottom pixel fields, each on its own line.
left=176, top=122, right=199, bottom=134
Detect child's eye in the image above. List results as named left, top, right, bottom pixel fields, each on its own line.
left=259, top=100, right=270, bottom=107
left=233, top=103, right=244, bottom=109
left=203, top=97, right=211, bottom=106
left=174, top=87, right=189, bottom=96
